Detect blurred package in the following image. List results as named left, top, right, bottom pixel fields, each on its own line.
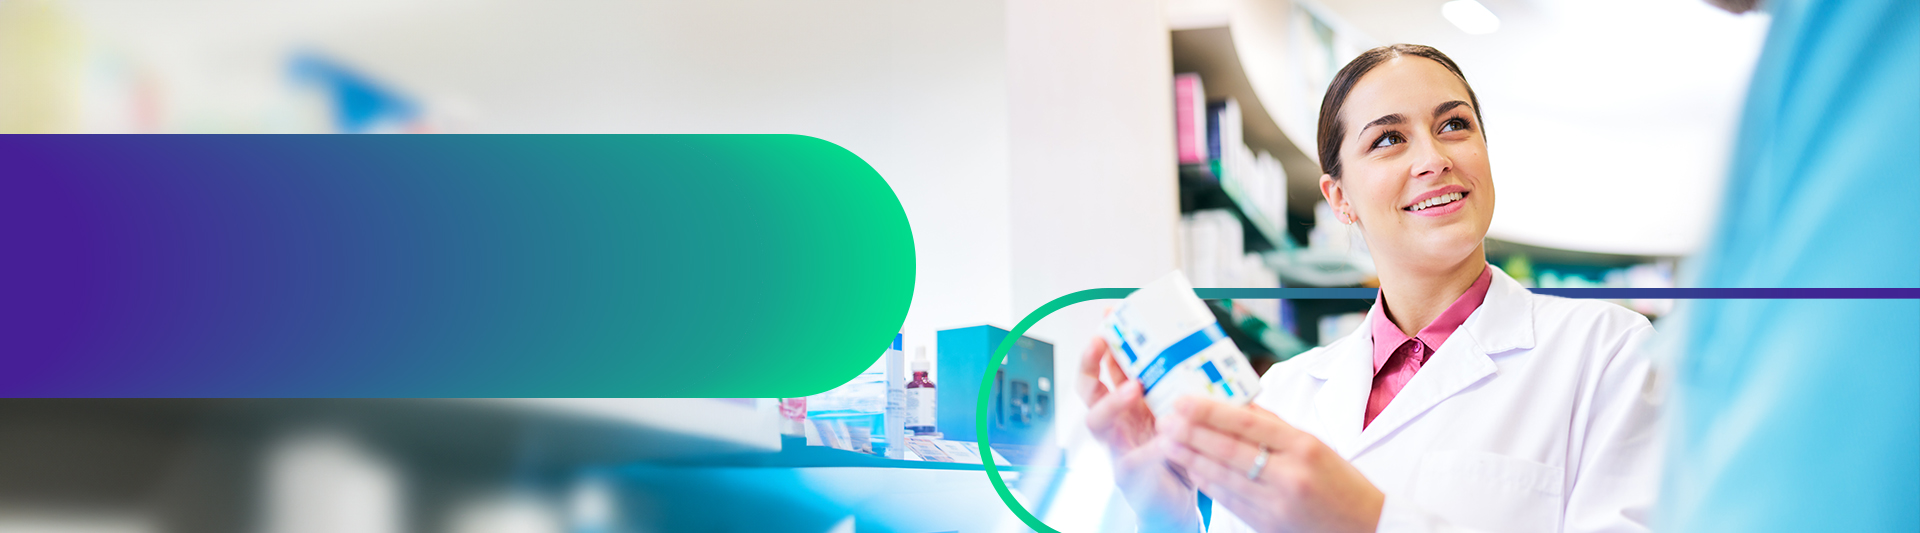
left=807, top=333, right=905, bottom=456
left=935, top=325, right=1054, bottom=465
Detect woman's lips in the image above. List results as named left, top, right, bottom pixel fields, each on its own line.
left=1404, top=191, right=1468, bottom=217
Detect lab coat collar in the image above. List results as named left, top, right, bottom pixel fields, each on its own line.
left=1461, top=264, right=1536, bottom=354
left=1305, top=264, right=1534, bottom=459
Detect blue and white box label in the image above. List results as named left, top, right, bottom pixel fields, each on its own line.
left=1100, top=271, right=1262, bottom=416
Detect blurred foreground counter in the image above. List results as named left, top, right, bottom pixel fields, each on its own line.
left=0, top=399, right=1041, bottom=533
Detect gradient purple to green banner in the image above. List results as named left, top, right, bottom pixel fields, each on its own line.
left=0, top=135, right=914, bottom=398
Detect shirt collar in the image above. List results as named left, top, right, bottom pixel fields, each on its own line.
left=1368, top=263, right=1495, bottom=374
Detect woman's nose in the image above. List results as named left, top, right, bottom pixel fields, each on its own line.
left=1410, top=140, right=1453, bottom=179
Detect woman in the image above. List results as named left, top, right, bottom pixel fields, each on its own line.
left=1079, top=44, right=1660, bottom=532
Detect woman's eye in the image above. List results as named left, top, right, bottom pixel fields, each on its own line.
left=1440, top=118, right=1470, bottom=133
left=1371, top=132, right=1405, bottom=150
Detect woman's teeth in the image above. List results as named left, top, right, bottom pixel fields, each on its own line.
left=1406, top=192, right=1464, bottom=211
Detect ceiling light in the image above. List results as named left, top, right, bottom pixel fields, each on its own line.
left=1442, top=0, right=1501, bottom=35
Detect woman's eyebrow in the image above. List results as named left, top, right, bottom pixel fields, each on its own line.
left=1360, top=113, right=1405, bottom=134
left=1433, top=100, right=1470, bottom=118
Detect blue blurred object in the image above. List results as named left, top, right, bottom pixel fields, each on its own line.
left=935, top=325, right=1055, bottom=456
left=289, top=51, right=420, bottom=133
left=1663, top=0, right=1920, bottom=531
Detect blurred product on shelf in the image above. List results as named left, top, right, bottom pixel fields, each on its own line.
left=1102, top=271, right=1265, bottom=416
left=1220, top=299, right=1309, bottom=369
left=1501, top=253, right=1536, bottom=286
left=1261, top=200, right=1376, bottom=288
left=289, top=52, right=425, bottom=133
left=1535, top=261, right=1677, bottom=317
left=1206, top=97, right=1238, bottom=163
left=899, top=436, right=1009, bottom=465
left=807, top=416, right=873, bottom=454
left=1208, top=97, right=1287, bottom=233
left=1174, top=72, right=1208, bottom=164
left=778, top=397, right=808, bottom=438
left=1318, top=311, right=1366, bottom=347
left=936, top=325, right=1054, bottom=464
left=905, top=347, right=937, bottom=436
left=881, top=334, right=907, bottom=459
left=806, top=334, right=895, bottom=455
left=1491, top=247, right=1679, bottom=319
left=1620, top=262, right=1676, bottom=316
left=1181, top=209, right=1277, bottom=289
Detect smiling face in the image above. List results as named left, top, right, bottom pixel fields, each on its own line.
left=1320, top=56, right=1494, bottom=275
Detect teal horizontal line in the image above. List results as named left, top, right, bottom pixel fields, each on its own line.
left=1195, top=288, right=1378, bottom=299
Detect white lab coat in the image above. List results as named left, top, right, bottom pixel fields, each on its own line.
left=1207, top=266, right=1661, bottom=533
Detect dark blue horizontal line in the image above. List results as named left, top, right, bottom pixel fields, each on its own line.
left=1191, top=287, right=1920, bottom=300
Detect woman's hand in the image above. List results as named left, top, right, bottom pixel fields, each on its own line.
left=1158, top=396, right=1385, bottom=533
left=1078, top=338, right=1203, bottom=531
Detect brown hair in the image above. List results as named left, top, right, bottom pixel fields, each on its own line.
left=1316, top=44, right=1483, bottom=179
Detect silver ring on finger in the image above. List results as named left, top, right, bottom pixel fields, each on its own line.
left=1246, top=444, right=1270, bottom=481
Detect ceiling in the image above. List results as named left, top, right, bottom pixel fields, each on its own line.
left=1308, top=0, right=1770, bottom=256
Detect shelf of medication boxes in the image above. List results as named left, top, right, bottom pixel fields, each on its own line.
left=1212, top=298, right=1312, bottom=371
left=1182, top=166, right=1374, bottom=277
left=1180, top=164, right=1285, bottom=253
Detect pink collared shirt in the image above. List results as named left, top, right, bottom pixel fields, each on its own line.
left=1364, top=264, right=1494, bottom=428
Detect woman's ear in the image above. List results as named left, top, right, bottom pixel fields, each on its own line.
left=1319, top=174, right=1349, bottom=223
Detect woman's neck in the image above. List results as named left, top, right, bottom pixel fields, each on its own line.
left=1376, top=247, right=1488, bottom=338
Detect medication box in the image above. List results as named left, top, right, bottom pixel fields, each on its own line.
left=1100, top=271, right=1262, bottom=416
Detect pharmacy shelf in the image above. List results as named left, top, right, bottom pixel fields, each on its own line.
left=1170, top=25, right=1324, bottom=218
left=662, top=439, right=1045, bottom=472
left=1206, top=299, right=1310, bottom=371
left=1180, top=164, right=1289, bottom=252
left=1266, top=247, right=1374, bottom=287
left=1484, top=238, right=1677, bottom=269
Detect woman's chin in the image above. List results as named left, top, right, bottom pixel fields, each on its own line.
left=1390, top=232, right=1486, bottom=270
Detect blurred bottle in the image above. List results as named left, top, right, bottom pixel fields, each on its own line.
left=905, top=346, right=937, bottom=436
left=778, top=397, right=807, bottom=438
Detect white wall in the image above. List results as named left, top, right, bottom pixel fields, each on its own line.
left=1007, top=0, right=1178, bottom=530
left=65, top=0, right=1020, bottom=358
left=1008, top=0, right=1179, bottom=346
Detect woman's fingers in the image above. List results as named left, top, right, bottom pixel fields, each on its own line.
left=1102, top=345, right=1131, bottom=386
left=1173, top=396, right=1299, bottom=447
left=1161, top=437, right=1263, bottom=499
left=1086, top=379, right=1143, bottom=433
left=1159, top=413, right=1265, bottom=476
left=1078, top=338, right=1111, bottom=405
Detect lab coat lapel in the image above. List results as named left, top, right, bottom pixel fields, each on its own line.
left=1345, top=265, right=1534, bottom=458
left=1307, top=312, right=1376, bottom=458
left=1347, top=331, right=1497, bottom=457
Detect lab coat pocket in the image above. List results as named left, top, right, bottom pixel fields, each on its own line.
left=1408, top=450, right=1564, bottom=532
